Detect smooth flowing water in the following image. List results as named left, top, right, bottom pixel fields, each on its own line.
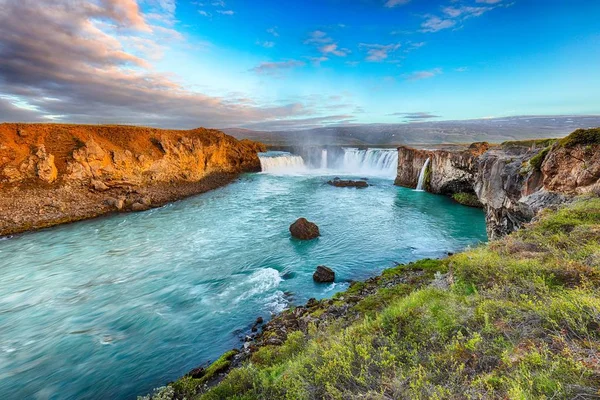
left=0, top=151, right=487, bottom=399
left=416, top=158, right=431, bottom=191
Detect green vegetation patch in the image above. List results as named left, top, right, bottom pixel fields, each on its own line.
left=529, top=145, right=552, bottom=170
left=501, top=138, right=558, bottom=149
left=195, top=197, right=600, bottom=400
left=559, top=128, right=600, bottom=148
left=452, top=192, right=483, bottom=208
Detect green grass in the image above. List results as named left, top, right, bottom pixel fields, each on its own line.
left=529, top=146, right=552, bottom=170
left=559, top=128, right=600, bottom=148
left=452, top=192, right=483, bottom=208
left=501, top=138, right=558, bottom=149
left=163, top=197, right=600, bottom=400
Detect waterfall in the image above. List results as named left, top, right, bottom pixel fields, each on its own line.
left=259, top=152, right=306, bottom=174
left=259, top=148, right=398, bottom=178
left=416, top=158, right=430, bottom=191
left=341, top=148, right=398, bottom=178
left=320, top=149, right=328, bottom=169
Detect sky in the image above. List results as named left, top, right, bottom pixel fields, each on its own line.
left=0, top=0, right=598, bottom=130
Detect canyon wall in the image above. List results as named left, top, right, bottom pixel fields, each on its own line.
left=395, top=129, right=600, bottom=239
left=0, top=123, right=265, bottom=236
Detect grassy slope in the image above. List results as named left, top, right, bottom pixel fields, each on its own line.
left=194, top=196, right=600, bottom=400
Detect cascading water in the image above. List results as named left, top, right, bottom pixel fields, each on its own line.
left=340, top=148, right=398, bottom=178
left=320, top=149, right=328, bottom=169
left=259, top=152, right=306, bottom=174
left=259, top=148, right=398, bottom=178
left=416, top=158, right=431, bottom=191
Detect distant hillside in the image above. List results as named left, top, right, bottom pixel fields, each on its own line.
left=222, top=115, right=600, bottom=146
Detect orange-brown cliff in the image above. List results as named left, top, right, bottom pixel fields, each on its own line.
left=0, top=123, right=266, bottom=236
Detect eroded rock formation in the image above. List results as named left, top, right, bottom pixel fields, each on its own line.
left=395, top=129, right=600, bottom=239
left=0, top=123, right=265, bottom=236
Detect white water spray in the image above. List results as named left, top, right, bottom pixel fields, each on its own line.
left=320, top=149, right=328, bottom=169
left=340, top=148, right=398, bottom=178
left=259, top=148, right=398, bottom=178
left=416, top=158, right=430, bottom=191
left=259, top=152, right=306, bottom=174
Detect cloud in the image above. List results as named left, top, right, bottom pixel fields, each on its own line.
left=250, top=60, right=305, bottom=75
left=198, top=10, right=211, bottom=16
left=307, top=56, right=329, bottom=66
left=360, top=43, right=401, bottom=62
left=455, top=66, right=468, bottom=72
left=304, top=30, right=331, bottom=45
left=421, top=1, right=503, bottom=33
left=442, top=6, right=491, bottom=18
left=0, top=0, right=341, bottom=130
left=420, top=16, right=457, bottom=32
left=384, top=0, right=411, bottom=8
left=217, top=10, right=234, bottom=15
left=404, top=68, right=442, bottom=80
left=267, top=27, right=279, bottom=37
left=389, top=111, right=441, bottom=121
left=320, top=43, right=350, bottom=57
left=256, top=41, right=275, bottom=48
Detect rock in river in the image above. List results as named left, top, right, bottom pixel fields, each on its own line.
left=313, top=266, right=335, bottom=283
left=327, top=179, right=368, bottom=188
left=289, top=218, right=320, bottom=240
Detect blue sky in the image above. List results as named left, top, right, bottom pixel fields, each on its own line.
left=0, top=0, right=599, bottom=129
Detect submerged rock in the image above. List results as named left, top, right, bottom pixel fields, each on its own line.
left=327, top=179, right=368, bottom=188
left=313, top=266, right=335, bottom=283
left=289, top=218, right=320, bottom=240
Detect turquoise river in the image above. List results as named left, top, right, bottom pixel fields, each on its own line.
left=0, top=150, right=487, bottom=399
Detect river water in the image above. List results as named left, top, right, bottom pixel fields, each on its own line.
left=0, top=150, right=487, bottom=399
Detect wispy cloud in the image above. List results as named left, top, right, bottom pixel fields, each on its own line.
left=217, top=10, right=234, bottom=15
left=404, top=68, right=442, bottom=80
left=304, top=30, right=331, bottom=45
left=256, top=40, right=275, bottom=48
left=304, top=31, right=349, bottom=60
left=455, top=66, right=468, bottom=72
left=360, top=43, right=401, bottom=62
left=250, top=60, right=305, bottom=75
left=384, top=0, right=411, bottom=8
left=420, top=15, right=456, bottom=32
left=389, top=111, right=441, bottom=121
left=320, top=43, right=350, bottom=57
left=267, top=27, right=279, bottom=37
left=420, top=1, right=503, bottom=33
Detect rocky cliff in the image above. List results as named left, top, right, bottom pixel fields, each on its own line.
left=395, top=129, right=600, bottom=239
left=0, top=123, right=265, bottom=236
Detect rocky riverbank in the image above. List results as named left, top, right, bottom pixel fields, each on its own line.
left=0, top=123, right=265, bottom=236
left=395, top=128, right=600, bottom=238
left=144, top=195, right=600, bottom=400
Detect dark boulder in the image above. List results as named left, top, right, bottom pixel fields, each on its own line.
left=313, top=266, right=335, bottom=283
left=289, top=218, right=320, bottom=240
left=327, top=179, right=369, bottom=188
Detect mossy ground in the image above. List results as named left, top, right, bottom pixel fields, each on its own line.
left=158, top=196, right=600, bottom=400
left=452, top=192, right=483, bottom=208
left=559, top=128, right=600, bottom=148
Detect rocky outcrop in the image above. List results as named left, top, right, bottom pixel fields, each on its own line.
left=289, top=218, right=320, bottom=240
left=327, top=178, right=369, bottom=188
left=395, top=129, right=600, bottom=239
left=395, top=142, right=489, bottom=194
left=313, top=266, right=335, bottom=282
left=0, top=123, right=265, bottom=236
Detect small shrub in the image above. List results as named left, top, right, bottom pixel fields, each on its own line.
left=559, top=127, right=600, bottom=148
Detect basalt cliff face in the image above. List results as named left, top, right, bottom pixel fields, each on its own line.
left=0, top=123, right=265, bottom=236
left=395, top=129, right=600, bottom=239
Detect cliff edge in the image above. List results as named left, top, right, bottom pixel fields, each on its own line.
left=395, top=128, right=600, bottom=238
left=0, top=123, right=266, bottom=236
